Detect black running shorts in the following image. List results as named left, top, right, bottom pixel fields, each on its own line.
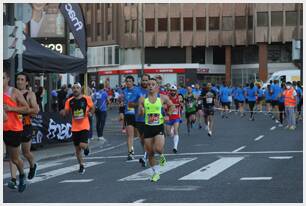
left=203, top=107, right=214, bottom=116
left=22, top=125, right=33, bottom=143
left=136, top=121, right=146, bottom=136
left=124, top=114, right=136, bottom=127
left=119, top=106, right=125, bottom=114
left=271, top=100, right=279, bottom=107
left=3, top=131, right=23, bottom=147
left=72, top=130, right=89, bottom=146
left=143, top=124, right=164, bottom=139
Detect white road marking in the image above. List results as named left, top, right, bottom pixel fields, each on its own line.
left=179, top=157, right=244, bottom=180
left=28, top=162, right=104, bottom=184
left=269, top=156, right=293, bottom=159
left=133, top=199, right=146, bottom=203
left=156, top=186, right=200, bottom=191
left=240, top=177, right=272, bottom=180
left=59, top=179, right=94, bottom=183
left=232, top=146, right=246, bottom=153
left=270, top=126, right=276, bottom=131
left=118, top=158, right=196, bottom=181
left=254, top=135, right=264, bottom=141
left=125, top=159, right=139, bottom=163
left=3, top=162, right=64, bottom=179
left=85, top=150, right=302, bottom=160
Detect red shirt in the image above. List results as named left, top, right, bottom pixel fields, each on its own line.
left=166, top=94, right=181, bottom=120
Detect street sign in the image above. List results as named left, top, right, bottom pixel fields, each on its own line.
left=14, top=3, right=32, bottom=23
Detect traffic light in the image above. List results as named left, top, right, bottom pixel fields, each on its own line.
left=15, top=20, right=26, bottom=55
left=3, top=20, right=26, bottom=60
left=3, top=25, right=17, bottom=60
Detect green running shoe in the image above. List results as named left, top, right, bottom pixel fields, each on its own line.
left=159, top=154, right=166, bottom=167
left=150, top=173, right=160, bottom=182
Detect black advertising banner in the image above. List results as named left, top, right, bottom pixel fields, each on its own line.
left=31, top=112, right=72, bottom=144
left=60, top=3, right=87, bottom=58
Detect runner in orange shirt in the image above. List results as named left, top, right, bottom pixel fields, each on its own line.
left=3, top=68, right=29, bottom=192
left=60, top=82, right=95, bottom=174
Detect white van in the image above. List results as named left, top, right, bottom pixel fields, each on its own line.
left=263, top=70, right=301, bottom=88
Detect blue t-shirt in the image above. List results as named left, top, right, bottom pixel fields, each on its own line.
left=271, top=84, right=281, bottom=101
left=220, top=86, right=231, bottom=103
left=135, top=87, right=148, bottom=122
left=243, top=87, right=248, bottom=99
left=179, top=88, right=187, bottom=96
left=192, top=89, right=202, bottom=97
left=123, top=87, right=139, bottom=115
left=93, top=90, right=108, bottom=112
left=247, top=87, right=257, bottom=102
left=264, top=88, right=272, bottom=100
left=236, top=88, right=245, bottom=101
left=257, top=88, right=263, bottom=97
left=295, top=86, right=302, bottom=104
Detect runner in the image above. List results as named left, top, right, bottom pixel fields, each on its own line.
left=270, top=80, right=281, bottom=123
left=246, top=82, right=257, bottom=121
left=135, top=74, right=150, bottom=166
left=235, top=84, right=246, bottom=117
left=219, top=82, right=231, bottom=118
left=201, top=83, right=217, bottom=136
left=256, top=83, right=264, bottom=112
left=184, top=86, right=197, bottom=135
left=193, top=83, right=204, bottom=129
left=264, top=84, right=272, bottom=115
left=60, top=82, right=95, bottom=174
left=3, top=68, right=29, bottom=192
left=138, top=78, right=175, bottom=182
left=293, top=81, right=303, bottom=121
left=121, top=76, right=139, bottom=160
left=165, top=85, right=183, bottom=153
left=7, top=72, right=39, bottom=189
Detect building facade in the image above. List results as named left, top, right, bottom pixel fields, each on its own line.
left=79, top=3, right=303, bottom=87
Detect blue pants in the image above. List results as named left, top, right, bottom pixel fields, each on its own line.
left=95, top=110, right=107, bottom=137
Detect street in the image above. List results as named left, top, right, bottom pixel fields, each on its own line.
left=3, top=109, right=303, bottom=203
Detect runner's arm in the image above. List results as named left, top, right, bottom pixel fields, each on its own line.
left=28, top=91, right=40, bottom=115
left=4, top=88, right=29, bottom=114
left=138, top=96, right=145, bottom=116
left=161, top=94, right=175, bottom=114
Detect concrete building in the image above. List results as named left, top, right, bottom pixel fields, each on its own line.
left=78, top=3, right=303, bottom=87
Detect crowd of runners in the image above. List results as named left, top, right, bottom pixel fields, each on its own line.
left=3, top=64, right=303, bottom=191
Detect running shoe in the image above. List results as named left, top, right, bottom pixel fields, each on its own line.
left=28, top=163, right=38, bottom=180
left=139, top=158, right=147, bottom=167
left=159, top=154, right=166, bottom=166
left=79, top=165, right=85, bottom=174
left=127, top=153, right=135, bottom=161
left=278, top=124, right=283, bottom=127
left=208, top=129, right=212, bottom=136
left=150, top=172, right=160, bottom=182
left=84, top=147, right=90, bottom=156
left=275, top=120, right=280, bottom=124
left=173, top=148, right=177, bottom=154
left=7, top=179, right=17, bottom=189
left=18, top=174, right=26, bottom=193
left=289, top=126, right=296, bottom=130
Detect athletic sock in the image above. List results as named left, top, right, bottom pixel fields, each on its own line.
left=173, top=135, right=179, bottom=149
left=143, top=152, right=147, bottom=160
left=152, top=165, right=159, bottom=173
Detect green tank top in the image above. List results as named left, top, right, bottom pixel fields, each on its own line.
left=144, top=97, right=164, bottom=126
left=185, top=94, right=197, bottom=113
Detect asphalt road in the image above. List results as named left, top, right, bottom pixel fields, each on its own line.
left=3, top=109, right=303, bottom=203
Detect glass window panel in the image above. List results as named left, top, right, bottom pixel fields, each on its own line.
left=196, top=17, right=206, bottom=30
left=271, top=11, right=283, bottom=26
left=171, top=18, right=180, bottom=31
left=286, top=11, right=297, bottom=26
left=222, top=16, right=233, bottom=31
left=158, top=18, right=167, bottom=31
left=257, top=12, right=268, bottom=26
left=145, top=18, right=154, bottom=32
left=184, top=18, right=193, bottom=31
left=209, top=17, right=219, bottom=30
left=235, top=16, right=246, bottom=30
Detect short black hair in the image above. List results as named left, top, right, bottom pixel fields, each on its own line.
left=16, top=72, right=30, bottom=83
left=149, top=77, right=157, bottom=82
left=125, top=75, right=134, bottom=82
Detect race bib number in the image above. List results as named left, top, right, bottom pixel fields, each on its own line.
left=73, top=109, right=85, bottom=119
left=206, top=97, right=213, bottom=104
left=127, top=107, right=135, bottom=112
left=188, top=103, right=193, bottom=108
left=147, top=113, right=160, bottom=125
left=172, top=108, right=179, bottom=115
left=197, top=100, right=202, bottom=105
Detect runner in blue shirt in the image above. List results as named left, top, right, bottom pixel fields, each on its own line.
left=122, top=76, right=140, bottom=160
left=236, top=85, right=246, bottom=117
left=246, top=82, right=257, bottom=121
left=271, top=80, right=281, bottom=123
left=264, top=84, right=272, bottom=114
left=135, top=74, right=149, bottom=167
left=92, top=83, right=109, bottom=140
left=295, top=81, right=303, bottom=120
left=256, top=83, right=264, bottom=112
left=219, top=82, right=231, bottom=118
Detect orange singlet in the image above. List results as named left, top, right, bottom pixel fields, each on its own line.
left=3, top=87, right=23, bottom=132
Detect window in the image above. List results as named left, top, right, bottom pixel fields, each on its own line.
left=209, top=17, right=219, bottom=30
left=235, top=16, right=246, bottom=30
left=107, top=22, right=111, bottom=35
left=158, top=18, right=167, bottom=31
left=108, top=47, right=112, bottom=64
left=196, top=17, right=206, bottom=30
left=171, top=18, right=180, bottom=31
left=248, top=16, right=253, bottom=29
left=183, top=18, right=193, bottom=31
left=145, top=18, right=154, bottom=32
left=125, top=20, right=130, bottom=33
left=222, top=16, right=233, bottom=31
left=257, top=12, right=268, bottom=26
left=271, top=11, right=283, bottom=26
left=115, top=46, right=119, bottom=64
left=132, top=20, right=137, bottom=33
left=192, top=47, right=205, bottom=63
left=97, top=23, right=100, bottom=36
left=213, top=47, right=225, bottom=64
left=286, top=11, right=297, bottom=26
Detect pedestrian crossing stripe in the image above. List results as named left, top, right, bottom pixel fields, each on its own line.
left=118, top=158, right=197, bottom=181
left=179, top=157, right=244, bottom=180
left=28, top=162, right=104, bottom=184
